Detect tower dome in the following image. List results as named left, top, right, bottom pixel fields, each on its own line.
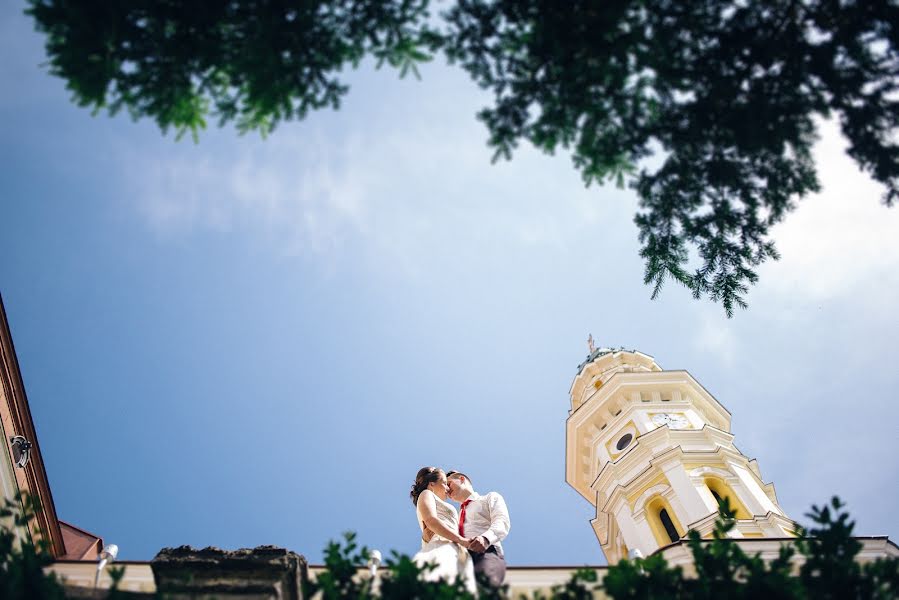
left=570, top=347, right=662, bottom=413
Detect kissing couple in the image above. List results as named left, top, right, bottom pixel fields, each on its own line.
left=409, top=467, right=511, bottom=594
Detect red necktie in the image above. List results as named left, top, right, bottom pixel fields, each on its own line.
left=459, top=499, right=472, bottom=536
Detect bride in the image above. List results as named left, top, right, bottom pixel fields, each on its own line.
left=410, top=467, right=478, bottom=595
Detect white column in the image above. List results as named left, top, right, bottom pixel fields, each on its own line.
left=731, top=465, right=780, bottom=515
left=694, top=481, right=720, bottom=513
left=662, top=461, right=711, bottom=524
left=634, top=410, right=653, bottom=432
left=614, top=501, right=657, bottom=555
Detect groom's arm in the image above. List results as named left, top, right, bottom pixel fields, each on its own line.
left=482, top=492, right=511, bottom=547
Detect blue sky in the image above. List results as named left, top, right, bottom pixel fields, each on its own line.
left=1, top=2, right=897, bottom=565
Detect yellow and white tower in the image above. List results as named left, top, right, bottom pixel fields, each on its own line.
left=565, top=346, right=795, bottom=564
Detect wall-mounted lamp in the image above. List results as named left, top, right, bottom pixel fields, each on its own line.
left=367, top=549, right=382, bottom=594
left=10, top=436, right=32, bottom=468
left=94, top=544, right=119, bottom=588
left=628, top=548, right=645, bottom=574
left=368, top=549, right=382, bottom=578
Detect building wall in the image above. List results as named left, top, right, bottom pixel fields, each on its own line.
left=0, top=294, right=67, bottom=556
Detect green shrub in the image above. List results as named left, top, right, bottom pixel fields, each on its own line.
left=308, top=498, right=898, bottom=599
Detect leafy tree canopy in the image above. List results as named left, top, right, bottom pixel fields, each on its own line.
left=27, top=1, right=899, bottom=314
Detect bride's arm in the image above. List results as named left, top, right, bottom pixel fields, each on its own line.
left=418, top=491, right=469, bottom=546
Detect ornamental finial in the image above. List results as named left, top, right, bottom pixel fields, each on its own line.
left=587, top=334, right=596, bottom=354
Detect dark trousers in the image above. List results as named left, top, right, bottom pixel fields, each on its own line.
left=469, top=546, right=506, bottom=588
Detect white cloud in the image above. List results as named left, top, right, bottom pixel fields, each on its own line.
left=127, top=129, right=377, bottom=260
left=758, top=119, right=899, bottom=306
left=137, top=157, right=235, bottom=234
left=693, top=315, right=738, bottom=366
left=123, top=93, right=897, bottom=317
left=122, top=97, right=635, bottom=277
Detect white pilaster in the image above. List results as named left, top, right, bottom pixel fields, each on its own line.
left=732, top=464, right=781, bottom=515
left=613, top=502, right=656, bottom=555
left=662, top=461, right=711, bottom=523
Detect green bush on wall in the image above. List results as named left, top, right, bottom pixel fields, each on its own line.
left=1, top=496, right=896, bottom=598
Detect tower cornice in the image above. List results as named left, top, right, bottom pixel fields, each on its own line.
left=570, top=370, right=732, bottom=420
left=565, top=371, right=733, bottom=501
left=597, top=442, right=758, bottom=515
left=593, top=426, right=738, bottom=500
left=597, top=443, right=704, bottom=512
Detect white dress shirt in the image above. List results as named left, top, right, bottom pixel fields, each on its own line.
left=460, top=491, right=511, bottom=556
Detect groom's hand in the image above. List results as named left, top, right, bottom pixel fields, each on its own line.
left=422, top=528, right=435, bottom=542
left=469, top=536, right=489, bottom=553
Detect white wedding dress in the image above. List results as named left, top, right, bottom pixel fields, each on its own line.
left=413, top=491, right=477, bottom=595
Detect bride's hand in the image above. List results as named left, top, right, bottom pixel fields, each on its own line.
left=458, top=537, right=472, bottom=548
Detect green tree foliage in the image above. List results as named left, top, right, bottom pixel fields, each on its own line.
left=796, top=498, right=899, bottom=600
left=26, top=0, right=438, bottom=139
left=302, top=531, right=479, bottom=599
left=444, top=1, right=898, bottom=315
left=602, top=497, right=898, bottom=600
left=306, top=498, right=898, bottom=599
left=0, top=495, right=66, bottom=600
left=1, top=493, right=897, bottom=598
left=26, top=1, right=899, bottom=314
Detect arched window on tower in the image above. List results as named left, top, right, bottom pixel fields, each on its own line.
left=704, top=477, right=751, bottom=519
left=659, top=508, right=679, bottom=544
left=646, top=496, right=684, bottom=547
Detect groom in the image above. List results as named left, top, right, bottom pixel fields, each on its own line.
left=446, top=470, right=511, bottom=588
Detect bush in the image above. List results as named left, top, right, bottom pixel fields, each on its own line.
left=2, top=495, right=895, bottom=598
left=0, top=494, right=66, bottom=599
left=307, top=498, right=899, bottom=599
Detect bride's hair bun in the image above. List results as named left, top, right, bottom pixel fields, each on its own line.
left=410, top=466, right=443, bottom=506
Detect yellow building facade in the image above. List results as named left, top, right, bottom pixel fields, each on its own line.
left=566, top=347, right=796, bottom=563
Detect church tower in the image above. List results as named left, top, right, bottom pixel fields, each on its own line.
left=565, top=345, right=795, bottom=564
